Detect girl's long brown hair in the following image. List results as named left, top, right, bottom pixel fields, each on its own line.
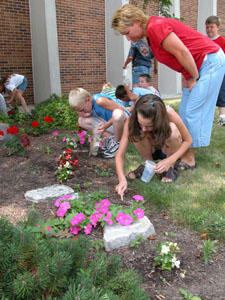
left=128, top=94, right=171, bottom=149
left=0, top=74, right=12, bottom=93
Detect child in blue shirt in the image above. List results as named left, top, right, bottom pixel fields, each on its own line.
left=69, top=88, right=129, bottom=158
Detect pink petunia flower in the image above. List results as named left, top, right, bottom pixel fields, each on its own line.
left=101, top=199, right=111, bottom=207
left=122, top=214, right=133, bottom=226
left=63, top=194, right=72, bottom=200
left=116, top=212, right=125, bottom=224
left=88, top=136, right=92, bottom=143
left=71, top=213, right=85, bottom=226
left=84, top=224, right=92, bottom=235
left=99, top=205, right=108, bottom=214
left=60, top=201, right=71, bottom=210
left=134, top=208, right=145, bottom=219
left=62, top=137, right=66, bottom=142
left=79, top=137, right=85, bottom=144
left=53, top=131, right=59, bottom=136
left=57, top=207, right=67, bottom=217
left=54, top=197, right=64, bottom=208
left=105, top=212, right=113, bottom=225
left=133, top=195, right=144, bottom=202
left=70, top=226, right=81, bottom=235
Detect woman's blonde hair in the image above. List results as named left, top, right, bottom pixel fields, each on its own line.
left=69, top=88, right=91, bottom=109
left=111, top=4, right=149, bottom=34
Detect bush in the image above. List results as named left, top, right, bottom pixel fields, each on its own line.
left=0, top=216, right=150, bottom=299
left=32, top=94, right=79, bottom=130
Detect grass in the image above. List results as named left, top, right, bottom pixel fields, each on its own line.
left=125, top=99, right=225, bottom=240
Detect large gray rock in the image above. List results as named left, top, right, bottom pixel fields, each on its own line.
left=25, top=184, right=78, bottom=203
left=103, top=216, right=155, bottom=251
left=0, top=123, right=12, bottom=144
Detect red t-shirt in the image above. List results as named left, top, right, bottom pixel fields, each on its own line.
left=213, top=35, right=225, bottom=53
left=147, top=17, right=220, bottom=79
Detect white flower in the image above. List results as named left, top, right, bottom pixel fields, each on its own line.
left=65, top=161, right=70, bottom=168
left=161, top=245, right=170, bottom=255
left=174, top=260, right=180, bottom=268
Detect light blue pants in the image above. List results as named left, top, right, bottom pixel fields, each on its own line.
left=179, top=48, right=225, bottom=148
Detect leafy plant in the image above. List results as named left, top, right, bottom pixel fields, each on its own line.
left=74, top=183, right=81, bottom=192
left=94, top=166, right=114, bottom=177
left=200, top=239, right=218, bottom=263
left=32, top=93, right=79, bottom=129
left=179, top=288, right=202, bottom=300
left=130, top=235, right=144, bottom=248
left=1, top=129, right=29, bottom=156
left=38, top=192, right=146, bottom=237
left=55, top=148, right=79, bottom=182
left=84, top=181, right=93, bottom=188
left=153, top=241, right=180, bottom=271
left=45, top=146, right=51, bottom=155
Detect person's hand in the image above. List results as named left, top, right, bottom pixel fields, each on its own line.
left=115, top=179, right=127, bottom=196
left=97, top=123, right=107, bottom=134
left=124, top=84, right=130, bottom=91
left=184, top=78, right=198, bottom=92
left=154, top=157, right=173, bottom=174
left=122, top=63, right=126, bottom=69
left=6, top=99, right=13, bottom=104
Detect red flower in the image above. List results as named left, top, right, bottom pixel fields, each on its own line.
left=7, top=126, right=19, bottom=135
left=21, top=134, right=30, bottom=147
left=7, top=110, right=14, bottom=116
left=0, top=131, right=4, bottom=136
left=44, top=116, right=53, bottom=123
left=32, top=121, right=39, bottom=127
left=73, top=160, right=78, bottom=166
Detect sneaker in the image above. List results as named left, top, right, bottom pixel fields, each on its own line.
left=101, top=136, right=114, bottom=151
left=102, top=140, right=120, bottom=158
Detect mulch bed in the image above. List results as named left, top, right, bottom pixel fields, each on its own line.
left=0, top=129, right=224, bottom=300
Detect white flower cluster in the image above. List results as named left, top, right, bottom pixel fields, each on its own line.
left=160, top=241, right=180, bottom=269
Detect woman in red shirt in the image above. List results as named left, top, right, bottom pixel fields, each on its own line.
left=112, top=4, right=225, bottom=171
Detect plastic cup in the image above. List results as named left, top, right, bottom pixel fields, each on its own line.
left=141, top=160, right=156, bottom=183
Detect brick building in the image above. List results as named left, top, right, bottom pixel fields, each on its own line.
left=0, top=0, right=224, bottom=104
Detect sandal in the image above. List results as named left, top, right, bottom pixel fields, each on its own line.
left=174, top=160, right=196, bottom=171
left=126, top=165, right=145, bottom=181
left=161, top=167, right=178, bottom=183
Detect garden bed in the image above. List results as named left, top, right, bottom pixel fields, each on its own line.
left=0, top=129, right=224, bottom=300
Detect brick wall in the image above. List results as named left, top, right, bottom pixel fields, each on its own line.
left=0, top=0, right=33, bottom=104
left=55, top=0, right=106, bottom=95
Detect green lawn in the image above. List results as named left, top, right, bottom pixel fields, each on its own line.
left=125, top=99, right=225, bottom=240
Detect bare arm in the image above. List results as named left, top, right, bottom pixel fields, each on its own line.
left=6, top=88, right=18, bottom=104
left=115, top=119, right=130, bottom=195
left=154, top=106, right=192, bottom=173
left=123, top=56, right=133, bottom=69
left=124, top=85, right=139, bottom=103
left=162, top=32, right=199, bottom=91
left=153, top=58, right=158, bottom=74
left=96, top=97, right=126, bottom=133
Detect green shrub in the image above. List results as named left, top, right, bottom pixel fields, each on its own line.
left=32, top=94, right=79, bottom=129
left=0, top=216, right=150, bottom=299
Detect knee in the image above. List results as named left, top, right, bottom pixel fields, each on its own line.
left=168, top=122, right=181, bottom=143
left=112, top=109, right=126, bottom=121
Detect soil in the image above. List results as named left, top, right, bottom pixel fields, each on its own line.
left=0, top=129, right=224, bottom=300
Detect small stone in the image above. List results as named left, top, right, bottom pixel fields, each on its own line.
left=24, top=184, right=76, bottom=203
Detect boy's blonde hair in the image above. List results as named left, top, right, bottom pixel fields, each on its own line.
left=111, top=4, right=149, bottom=34
left=205, top=15, right=221, bottom=26
left=69, top=88, right=91, bottom=108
